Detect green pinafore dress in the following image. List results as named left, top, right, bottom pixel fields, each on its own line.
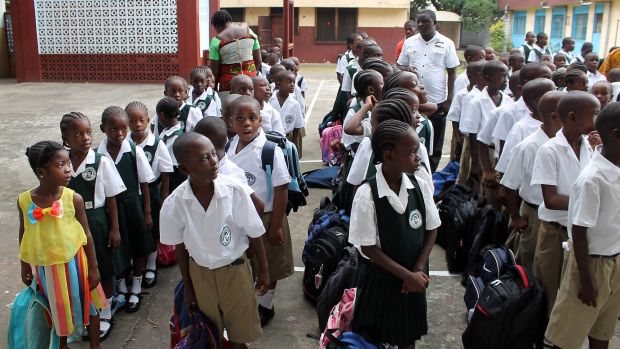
left=352, top=175, right=429, bottom=346
left=68, top=152, right=127, bottom=279
left=161, top=129, right=186, bottom=192
left=141, top=137, right=163, bottom=242
left=332, top=53, right=357, bottom=121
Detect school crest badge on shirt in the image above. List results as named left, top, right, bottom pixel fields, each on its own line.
left=285, top=114, right=294, bottom=124
left=196, top=101, right=207, bottom=110
left=82, top=167, right=97, bottom=182
left=220, top=225, right=232, bottom=246
left=409, top=209, right=423, bottom=229
left=144, top=151, right=153, bottom=163
left=245, top=172, right=256, bottom=186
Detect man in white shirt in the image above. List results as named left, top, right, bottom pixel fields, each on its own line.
left=397, top=9, right=460, bottom=172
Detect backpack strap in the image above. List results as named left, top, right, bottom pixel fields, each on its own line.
left=224, top=139, right=232, bottom=153
left=297, top=75, right=304, bottom=89
left=261, top=141, right=277, bottom=202
left=515, top=265, right=530, bottom=289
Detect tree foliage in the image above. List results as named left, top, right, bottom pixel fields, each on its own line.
left=489, top=20, right=505, bottom=52
left=410, top=0, right=503, bottom=32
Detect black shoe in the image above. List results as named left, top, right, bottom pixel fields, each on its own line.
left=258, top=305, right=275, bottom=327
left=126, top=293, right=141, bottom=313
left=142, top=269, right=157, bottom=289
left=99, top=318, right=115, bottom=341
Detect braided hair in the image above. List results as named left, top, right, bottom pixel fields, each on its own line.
left=101, top=106, right=127, bottom=125
left=189, top=65, right=212, bottom=82
left=125, top=101, right=148, bottom=116
left=156, top=97, right=180, bottom=119
left=25, top=141, right=65, bottom=175
left=353, top=69, right=382, bottom=99
left=59, top=112, right=89, bottom=135
left=382, top=87, right=416, bottom=104
left=164, top=75, right=188, bottom=91
left=363, top=58, right=394, bottom=79
left=372, top=99, right=414, bottom=126
left=371, top=120, right=412, bottom=164
left=565, top=66, right=587, bottom=87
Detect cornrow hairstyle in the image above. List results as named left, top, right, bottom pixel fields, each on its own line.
left=382, top=71, right=404, bottom=95
left=353, top=69, right=382, bottom=99
left=189, top=65, right=212, bottom=81
left=125, top=101, right=148, bottom=115
left=565, top=67, right=587, bottom=85
left=381, top=87, right=416, bottom=102
left=362, top=58, right=393, bottom=78
left=59, top=112, right=89, bottom=135
left=101, top=106, right=127, bottom=125
left=372, top=99, right=414, bottom=126
left=371, top=119, right=412, bottom=164
left=25, top=140, right=65, bottom=174
left=164, top=75, right=188, bottom=91
left=156, top=97, right=180, bottom=119
left=567, top=62, right=587, bottom=73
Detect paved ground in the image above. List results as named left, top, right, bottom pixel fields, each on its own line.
left=0, top=65, right=618, bottom=349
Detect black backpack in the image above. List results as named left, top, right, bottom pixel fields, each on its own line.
left=465, top=204, right=509, bottom=277
left=316, top=246, right=359, bottom=332
left=437, top=185, right=486, bottom=272
left=462, top=265, right=547, bottom=349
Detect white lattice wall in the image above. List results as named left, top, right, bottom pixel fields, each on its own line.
left=34, top=0, right=179, bottom=54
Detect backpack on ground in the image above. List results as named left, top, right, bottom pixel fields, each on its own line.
left=317, top=246, right=359, bottom=332
left=303, top=166, right=340, bottom=189
left=7, top=282, right=60, bottom=349
left=320, top=288, right=357, bottom=349
left=432, top=161, right=460, bottom=202
left=465, top=204, right=509, bottom=277
left=462, top=265, right=547, bottom=349
left=325, top=332, right=381, bottom=349
left=173, top=306, right=224, bottom=349
left=320, top=124, right=345, bottom=166
left=170, top=280, right=192, bottom=348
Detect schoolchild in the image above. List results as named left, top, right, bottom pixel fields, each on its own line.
left=571, top=42, right=593, bottom=64
left=591, top=80, right=613, bottom=109
left=280, top=59, right=306, bottom=112
left=500, top=91, right=563, bottom=270
left=154, top=97, right=187, bottom=192
left=447, top=62, right=478, bottom=163
left=268, top=64, right=286, bottom=87
left=531, top=91, right=599, bottom=314
left=97, top=106, right=156, bottom=313
left=342, top=70, right=384, bottom=153
left=453, top=45, right=485, bottom=95
left=520, top=31, right=536, bottom=63
left=509, top=52, right=526, bottom=74
left=126, top=101, right=174, bottom=288
left=221, top=93, right=242, bottom=139
left=585, top=53, right=606, bottom=89
left=527, top=32, right=551, bottom=63
left=565, top=64, right=589, bottom=92
left=363, top=58, right=395, bottom=80
left=252, top=76, right=285, bottom=135
left=160, top=132, right=270, bottom=349
left=349, top=44, right=384, bottom=97
left=337, top=33, right=363, bottom=84
left=553, top=68, right=567, bottom=91
left=187, top=65, right=221, bottom=118
left=382, top=70, right=437, bottom=116
left=545, top=102, right=620, bottom=349
left=19, top=141, right=106, bottom=348
left=289, top=56, right=307, bottom=99
left=606, top=68, right=620, bottom=101
left=60, top=113, right=126, bottom=339
left=269, top=71, right=305, bottom=152
left=553, top=53, right=567, bottom=69
left=152, top=75, right=203, bottom=136
left=349, top=120, right=440, bottom=348
left=556, top=37, right=575, bottom=63
left=230, top=74, right=255, bottom=96
left=226, top=96, right=292, bottom=327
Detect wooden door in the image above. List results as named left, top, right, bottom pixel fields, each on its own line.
left=271, top=14, right=283, bottom=45
left=258, top=16, right=272, bottom=49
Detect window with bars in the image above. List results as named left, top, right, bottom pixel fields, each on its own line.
left=315, top=8, right=357, bottom=42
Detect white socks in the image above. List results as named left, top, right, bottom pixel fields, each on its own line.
left=146, top=252, right=157, bottom=271
left=100, top=298, right=112, bottom=319
left=129, top=276, right=142, bottom=304
left=116, top=279, right=128, bottom=303
left=259, top=289, right=275, bottom=309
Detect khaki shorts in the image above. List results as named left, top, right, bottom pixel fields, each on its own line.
left=189, top=256, right=262, bottom=343
left=456, top=136, right=471, bottom=186
left=546, top=250, right=620, bottom=348
left=533, top=220, right=568, bottom=315
left=514, top=202, right=541, bottom=271
left=253, top=213, right=294, bottom=282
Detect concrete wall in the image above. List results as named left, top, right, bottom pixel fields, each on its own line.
left=460, top=27, right=490, bottom=48
left=0, top=1, right=11, bottom=78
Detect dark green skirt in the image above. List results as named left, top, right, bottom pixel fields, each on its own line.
left=332, top=89, right=349, bottom=121
left=148, top=182, right=161, bottom=241
left=352, top=259, right=428, bottom=346
left=86, top=206, right=127, bottom=280
left=331, top=153, right=355, bottom=214
left=116, top=193, right=155, bottom=265
left=169, top=167, right=187, bottom=192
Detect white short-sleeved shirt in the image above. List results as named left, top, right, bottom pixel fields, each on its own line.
left=531, top=129, right=593, bottom=226
left=336, top=51, right=353, bottom=75
left=260, top=102, right=286, bottom=135
left=500, top=127, right=550, bottom=206
left=454, top=71, right=469, bottom=96
left=159, top=176, right=265, bottom=269
left=97, top=138, right=156, bottom=186
left=269, top=83, right=305, bottom=115
left=492, top=97, right=531, bottom=142
left=342, top=101, right=371, bottom=150
left=555, top=49, right=574, bottom=63
left=495, top=116, right=542, bottom=173
left=295, top=74, right=308, bottom=93
left=150, top=102, right=204, bottom=137
left=446, top=88, right=469, bottom=123
left=587, top=71, right=607, bottom=90
left=570, top=54, right=584, bottom=64
left=134, top=133, right=174, bottom=180
left=519, top=43, right=534, bottom=57
left=611, top=82, right=620, bottom=101
left=226, top=130, right=291, bottom=212
left=261, top=62, right=271, bottom=77
left=219, top=154, right=254, bottom=195
left=397, top=32, right=460, bottom=104
left=269, top=93, right=305, bottom=134
left=527, top=46, right=550, bottom=63
left=159, top=123, right=182, bottom=166
left=341, top=60, right=361, bottom=93
left=416, top=116, right=434, bottom=154
left=461, top=87, right=512, bottom=137
left=477, top=98, right=515, bottom=146
left=348, top=163, right=441, bottom=259
left=187, top=87, right=221, bottom=118
left=71, top=149, right=126, bottom=209
left=456, top=87, right=484, bottom=135
left=567, top=148, right=620, bottom=256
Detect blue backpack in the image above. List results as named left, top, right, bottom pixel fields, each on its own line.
left=303, top=166, right=340, bottom=189
left=325, top=331, right=380, bottom=349
left=432, top=160, right=460, bottom=202
left=7, top=282, right=60, bottom=349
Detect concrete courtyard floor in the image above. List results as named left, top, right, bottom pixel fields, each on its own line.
left=0, top=64, right=618, bottom=348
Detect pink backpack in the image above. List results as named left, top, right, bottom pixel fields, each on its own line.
left=320, top=288, right=356, bottom=349
left=320, top=124, right=344, bottom=166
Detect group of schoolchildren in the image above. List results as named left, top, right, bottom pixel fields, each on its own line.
left=17, top=44, right=310, bottom=348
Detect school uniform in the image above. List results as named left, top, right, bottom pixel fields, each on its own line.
left=455, top=87, right=483, bottom=185
left=158, top=123, right=186, bottom=191
left=261, top=62, right=271, bottom=77
left=135, top=133, right=174, bottom=242
left=349, top=164, right=440, bottom=346
left=530, top=129, right=593, bottom=314
left=495, top=115, right=542, bottom=173
left=295, top=73, right=308, bottom=94
left=226, top=130, right=293, bottom=281
left=341, top=100, right=371, bottom=151
left=187, top=86, right=222, bottom=118
left=269, top=92, right=305, bottom=136
left=454, top=71, right=469, bottom=96
left=520, top=43, right=534, bottom=62
left=492, top=96, right=531, bottom=142
left=555, top=49, right=574, bottom=63
left=341, top=59, right=361, bottom=93
left=476, top=98, right=516, bottom=160
left=500, top=127, right=549, bottom=270
left=219, top=154, right=255, bottom=196
left=336, top=50, right=355, bottom=77
left=97, top=139, right=156, bottom=264
left=150, top=102, right=203, bottom=137
left=447, top=88, right=469, bottom=161
left=68, top=149, right=127, bottom=280
left=269, top=83, right=305, bottom=114
left=546, top=148, right=620, bottom=349
left=570, top=54, right=585, bottom=64
left=416, top=116, right=434, bottom=156
left=611, top=81, right=620, bottom=101
left=160, top=176, right=265, bottom=343
left=527, top=45, right=551, bottom=63
left=259, top=102, right=286, bottom=135
left=587, top=70, right=607, bottom=90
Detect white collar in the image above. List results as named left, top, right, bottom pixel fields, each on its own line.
left=230, top=129, right=267, bottom=153
left=271, top=92, right=295, bottom=107
left=179, top=102, right=188, bottom=110
left=179, top=176, right=229, bottom=202
left=72, top=149, right=96, bottom=176
left=188, top=88, right=210, bottom=104
left=592, top=146, right=620, bottom=182
left=554, top=128, right=588, bottom=152
left=375, top=163, right=415, bottom=199
left=132, top=132, right=156, bottom=147
left=160, top=123, right=182, bottom=137
left=97, top=138, right=133, bottom=163
left=262, top=101, right=274, bottom=112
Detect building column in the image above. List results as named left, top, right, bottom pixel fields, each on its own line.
left=177, top=0, right=201, bottom=79
left=12, top=0, right=41, bottom=82
left=0, top=0, right=9, bottom=77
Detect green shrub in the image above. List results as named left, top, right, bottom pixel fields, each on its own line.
left=489, top=20, right=506, bottom=52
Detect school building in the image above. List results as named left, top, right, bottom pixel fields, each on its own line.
left=220, top=0, right=411, bottom=63
left=499, top=0, right=620, bottom=55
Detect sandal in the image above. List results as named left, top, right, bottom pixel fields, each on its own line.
left=99, top=318, right=115, bottom=341
left=126, top=293, right=142, bottom=313
left=142, top=269, right=157, bottom=289
left=112, top=292, right=127, bottom=315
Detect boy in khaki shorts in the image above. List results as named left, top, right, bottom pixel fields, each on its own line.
left=160, top=133, right=270, bottom=348
left=545, top=102, right=620, bottom=349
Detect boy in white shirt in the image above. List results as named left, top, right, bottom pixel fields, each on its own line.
left=585, top=52, right=607, bottom=90
left=252, top=76, right=285, bottom=135
left=226, top=96, right=292, bottom=327
left=152, top=75, right=203, bottom=136
left=531, top=91, right=599, bottom=315
left=160, top=133, right=269, bottom=348
left=290, top=56, right=308, bottom=99
left=500, top=91, right=563, bottom=270
left=187, top=66, right=222, bottom=118
left=269, top=71, right=305, bottom=152
left=545, top=104, right=620, bottom=349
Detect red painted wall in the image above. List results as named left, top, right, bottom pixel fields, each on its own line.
left=293, top=26, right=403, bottom=63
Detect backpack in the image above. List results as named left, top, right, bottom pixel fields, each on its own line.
left=157, top=242, right=177, bottom=267
left=173, top=308, right=224, bottom=349
left=303, top=167, right=339, bottom=189
left=432, top=161, right=460, bottom=202
left=316, top=246, right=359, bottom=332
left=170, top=280, right=192, bottom=347
left=320, top=124, right=344, bottom=166
left=320, top=288, right=357, bottom=349
left=7, top=282, right=60, bottom=349
left=462, top=265, right=547, bottom=349
left=465, top=204, right=510, bottom=277
left=325, top=332, right=380, bottom=349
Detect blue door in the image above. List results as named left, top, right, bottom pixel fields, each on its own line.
left=534, top=9, right=546, bottom=34
left=572, top=5, right=589, bottom=52
left=592, top=3, right=604, bottom=54
left=512, top=11, right=527, bottom=49
left=550, top=7, right=566, bottom=52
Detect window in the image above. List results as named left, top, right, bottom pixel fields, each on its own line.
left=550, top=7, right=566, bottom=52
left=222, top=8, right=244, bottom=23
left=571, top=6, right=588, bottom=41
left=315, top=8, right=357, bottom=42
left=511, top=11, right=526, bottom=48
left=534, top=10, right=546, bottom=34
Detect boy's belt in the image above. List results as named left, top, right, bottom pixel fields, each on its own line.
left=548, top=221, right=568, bottom=232
left=590, top=253, right=620, bottom=259
left=525, top=201, right=539, bottom=210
